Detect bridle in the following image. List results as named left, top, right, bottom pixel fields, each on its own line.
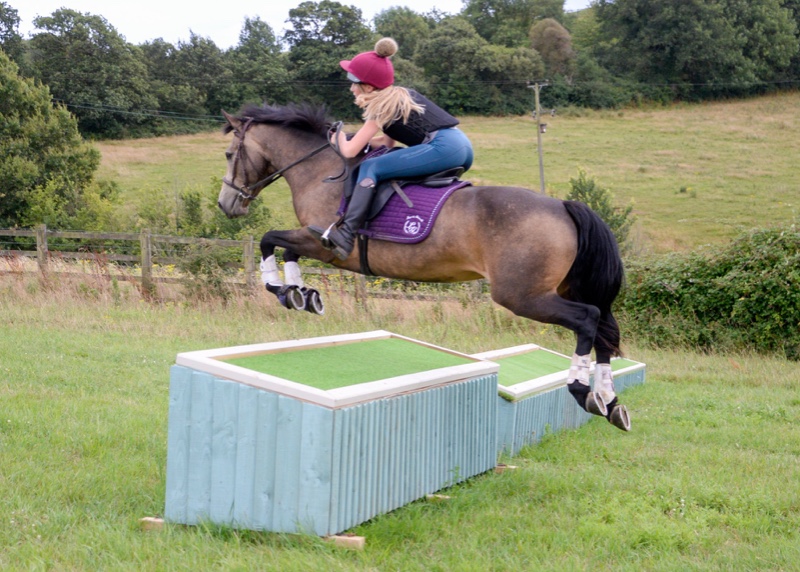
left=221, top=119, right=345, bottom=203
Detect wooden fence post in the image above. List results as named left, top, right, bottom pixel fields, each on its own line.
left=140, top=229, right=153, bottom=295
left=36, top=224, right=48, bottom=274
left=244, top=236, right=256, bottom=288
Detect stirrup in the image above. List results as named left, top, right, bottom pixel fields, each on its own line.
left=308, top=224, right=336, bottom=250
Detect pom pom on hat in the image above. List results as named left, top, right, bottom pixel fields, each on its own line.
left=374, top=37, right=398, bottom=58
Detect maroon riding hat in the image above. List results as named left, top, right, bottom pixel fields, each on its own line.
left=340, top=38, right=397, bottom=89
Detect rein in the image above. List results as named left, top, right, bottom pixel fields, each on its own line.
left=222, top=119, right=335, bottom=202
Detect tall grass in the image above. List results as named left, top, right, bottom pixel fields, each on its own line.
left=2, top=270, right=799, bottom=570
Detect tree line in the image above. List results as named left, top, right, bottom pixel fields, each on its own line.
left=2, top=0, right=799, bottom=140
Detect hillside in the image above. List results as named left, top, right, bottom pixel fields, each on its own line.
left=95, top=92, right=800, bottom=253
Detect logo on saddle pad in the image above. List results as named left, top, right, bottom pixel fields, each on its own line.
left=403, top=215, right=425, bottom=236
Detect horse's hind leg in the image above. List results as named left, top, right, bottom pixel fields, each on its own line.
left=494, top=290, right=608, bottom=418
left=593, top=313, right=631, bottom=431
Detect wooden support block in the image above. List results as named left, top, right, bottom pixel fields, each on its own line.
left=494, top=464, right=518, bottom=474
left=426, top=494, right=451, bottom=502
left=139, top=517, right=165, bottom=531
left=325, top=534, right=366, bottom=550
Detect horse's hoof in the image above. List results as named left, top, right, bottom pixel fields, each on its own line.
left=266, top=284, right=306, bottom=311
left=284, top=285, right=306, bottom=311
left=608, top=404, right=631, bottom=431
left=303, top=288, right=325, bottom=315
left=584, top=392, right=608, bottom=417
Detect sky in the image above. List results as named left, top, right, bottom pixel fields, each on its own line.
left=16, top=0, right=592, bottom=50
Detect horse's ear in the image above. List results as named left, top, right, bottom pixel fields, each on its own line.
left=222, top=110, right=241, bottom=131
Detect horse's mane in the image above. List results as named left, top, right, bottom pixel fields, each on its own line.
left=223, top=103, right=332, bottom=138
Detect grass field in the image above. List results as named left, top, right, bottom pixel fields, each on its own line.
left=2, top=272, right=800, bottom=570
left=96, top=91, right=800, bottom=253
left=2, top=93, right=799, bottom=570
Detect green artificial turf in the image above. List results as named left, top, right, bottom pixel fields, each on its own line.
left=493, top=353, right=641, bottom=387
left=492, top=350, right=572, bottom=386
left=223, top=337, right=475, bottom=390
left=611, top=358, right=639, bottom=371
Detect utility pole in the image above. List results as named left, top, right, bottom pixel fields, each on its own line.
left=528, top=81, right=549, bottom=193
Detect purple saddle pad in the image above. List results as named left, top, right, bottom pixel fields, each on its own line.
left=359, top=181, right=470, bottom=244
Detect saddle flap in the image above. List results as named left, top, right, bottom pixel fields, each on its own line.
left=361, top=180, right=471, bottom=244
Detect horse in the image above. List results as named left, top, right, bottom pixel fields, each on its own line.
left=217, top=102, right=630, bottom=431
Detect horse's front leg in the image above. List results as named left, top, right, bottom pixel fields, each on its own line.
left=259, top=229, right=331, bottom=314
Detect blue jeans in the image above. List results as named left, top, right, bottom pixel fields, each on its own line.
left=357, top=128, right=473, bottom=186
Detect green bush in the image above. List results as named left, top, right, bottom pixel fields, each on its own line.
left=566, top=169, right=635, bottom=253
left=621, top=224, right=800, bottom=360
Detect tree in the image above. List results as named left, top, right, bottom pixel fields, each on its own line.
left=462, top=0, right=565, bottom=47
left=283, top=0, right=371, bottom=47
left=283, top=1, right=371, bottom=117
left=139, top=38, right=209, bottom=131
left=781, top=0, right=800, bottom=82
left=373, top=7, right=432, bottom=57
left=172, top=32, right=236, bottom=118
left=0, top=1, right=22, bottom=63
left=226, top=17, right=292, bottom=107
left=530, top=18, right=575, bottom=76
left=0, top=51, right=108, bottom=229
left=415, top=17, right=544, bottom=114
left=595, top=0, right=798, bottom=98
left=26, top=9, right=158, bottom=137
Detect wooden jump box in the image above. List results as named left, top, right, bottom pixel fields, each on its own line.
left=473, top=345, right=647, bottom=456
left=164, top=331, right=498, bottom=536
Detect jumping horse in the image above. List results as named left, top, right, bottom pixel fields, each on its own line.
left=217, top=103, right=630, bottom=431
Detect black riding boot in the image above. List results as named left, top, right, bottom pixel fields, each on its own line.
left=309, top=179, right=375, bottom=260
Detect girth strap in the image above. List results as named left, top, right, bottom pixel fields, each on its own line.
left=357, top=233, right=374, bottom=276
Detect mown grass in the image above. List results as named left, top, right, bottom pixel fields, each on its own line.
left=2, top=272, right=799, bottom=571
left=96, top=91, right=800, bottom=253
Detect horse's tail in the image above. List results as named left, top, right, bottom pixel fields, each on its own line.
left=562, top=200, right=624, bottom=357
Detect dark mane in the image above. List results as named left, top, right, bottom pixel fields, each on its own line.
left=223, top=103, right=332, bottom=137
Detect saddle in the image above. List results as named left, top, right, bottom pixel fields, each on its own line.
left=367, top=166, right=465, bottom=220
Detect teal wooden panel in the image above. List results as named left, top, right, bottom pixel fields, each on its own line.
left=209, top=379, right=238, bottom=523
left=251, top=390, right=279, bottom=531
left=232, top=385, right=259, bottom=527
left=613, top=368, right=646, bottom=391
left=297, top=403, right=334, bottom=536
left=164, top=366, right=192, bottom=523
left=376, top=399, right=391, bottom=516
left=500, top=399, right=516, bottom=456
left=185, top=371, right=215, bottom=524
left=327, top=375, right=496, bottom=533
left=273, top=395, right=303, bottom=532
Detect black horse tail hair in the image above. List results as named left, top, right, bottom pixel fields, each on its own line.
left=562, top=200, right=624, bottom=357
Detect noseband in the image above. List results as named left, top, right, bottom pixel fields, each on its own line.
left=222, top=118, right=334, bottom=202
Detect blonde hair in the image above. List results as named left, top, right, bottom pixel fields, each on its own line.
left=356, top=86, right=426, bottom=129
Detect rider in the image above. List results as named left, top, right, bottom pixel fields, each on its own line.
left=308, top=37, right=474, bottom=260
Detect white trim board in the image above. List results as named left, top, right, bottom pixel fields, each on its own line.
left=472, top=345, right=646, bottom=402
